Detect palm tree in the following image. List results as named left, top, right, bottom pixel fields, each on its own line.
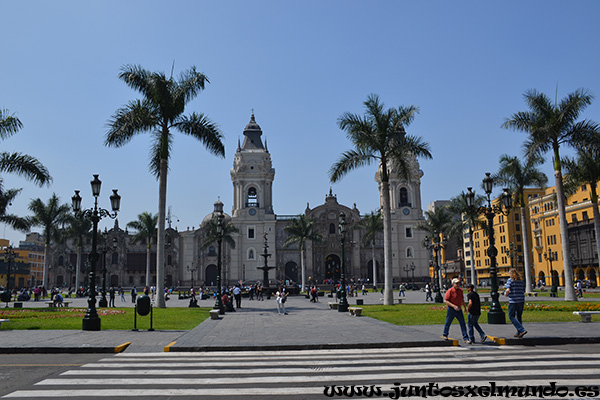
left=449, top=190, right=487, bottom=286
left=200, top=215, right=239, bottom=285
left=66, top=214, right=92, bottom=289
left=502, top=88, right=600, bottom=301
left=283, top=215, right=323, bottom=292
left=356, top=211, right=383, bottom=288
left=0, top=109, right=52, bottom=230
left=127, top=212, right=158, bottom=288
left=28, top=194, right=71, bottom=288
left=563, top=145, right=600, bottom=286
left=105, top=64, right=225, bottom=307
left=329, top=94, right=432, bottom=305
left=493, top=154, right=548, bottom=292
left=415, top=206, right=454, bottom=291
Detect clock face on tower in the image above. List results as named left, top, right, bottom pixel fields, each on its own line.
left=403, top=208, right=410, bottom=215
left=249, top=208, right=257, bottom=216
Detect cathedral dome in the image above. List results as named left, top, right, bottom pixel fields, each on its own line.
left=201, top=199, right=232, bottom=226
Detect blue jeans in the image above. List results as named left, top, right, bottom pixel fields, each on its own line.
left=468, top=313, right=486, bottom=341
left=508, top=302, right=525, bottom=333
left=443, top=307, right=469, bottom=340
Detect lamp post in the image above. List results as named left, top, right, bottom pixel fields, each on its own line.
left=423, top=236, right=443, bottom=303
left=72, top=174, right=120, bottom=331
left=4, top=245, right=15, bottom=293
left=187, top=265, right=197, bottom=288
left=466, top=172, right=512, bottom=324
left=544, top=248, right=558, bottom=297
left=338, top=212, right=349, bottom=312
left=213, top=202, right=225, bottom=314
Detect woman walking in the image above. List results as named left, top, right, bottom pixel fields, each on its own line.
left=504, top=268, right=527, bottom=338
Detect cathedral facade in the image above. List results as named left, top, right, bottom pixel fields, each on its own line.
left=47, top=115, right=431, bottom=290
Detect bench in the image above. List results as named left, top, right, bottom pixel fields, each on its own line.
left=328, top=302, right=338, bottom=309
left=45, top=301, right=72, bottom=308
left=0, top=319, right=8, bottom=328
left=209, top=309, right=220, bottom=320
left=526, top=293, right=538, bottom=297
left=573, top=311, right=600, bottom=323
left=348, top=307, right=363, bottom=317
left=379, top=298, right=402, bottom=304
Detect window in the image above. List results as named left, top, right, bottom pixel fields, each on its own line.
left=248, top=248, right=255, bottom=260
left=572, top=214, right=578, bottom=223
left=399, top=188, right=410, bottom=207
left=329, top=223, right=336, bottom=234
left=405, top=227, right=413, bottom=238
left=208, top=246, right=216, bottom=256
left=406, top=248, right=413, bottom=258
left=516, top=224, right=520, bottom=232
left=583, top=211, right=589, bottom=220
left=112, top=252, right=118, bottom=265
left=248, top=227, right=255, bottom=239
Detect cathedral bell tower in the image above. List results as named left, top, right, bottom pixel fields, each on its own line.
left=230, top=113, right=276, bottom=283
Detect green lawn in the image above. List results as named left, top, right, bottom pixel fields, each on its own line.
left=0, top=307, right=210, bottom=330
left=361, top=301, right=600, bottom=325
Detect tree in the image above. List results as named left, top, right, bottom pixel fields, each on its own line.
left=0, top=109, right=51, bottom=231
left=415, top=206, right=454, bottom=290
left=563, top=145, right=600, bottom=285
left=105, top=65, right=225, bottom=307
left=283, top=214, right=323, bottom=292
left=200, top=214, right=239, bottom=285
left=28, top=194, right=71, bottom=288
left=449, top=190, right=487, bottom=286
left=503, top=88, right=600, bottom=301
left=356, top=211, right=383, bottom=287
left=493, top=154, right=548, bottom=292
left=329, top=94, right=432, bottom=305
left=127, top=212, right=158, bottom=288
left=66, top=214, right=92, bottom=288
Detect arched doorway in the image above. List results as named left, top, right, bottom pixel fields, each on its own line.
left=577, top=269, right=585, bottom=282
left=110, top=274, right=119, bottom=287
left=538, top=271, right=545, bottom=287
left=325, top=254, right=341, bottom=281
left=205, top=264, right=217, bottom=286
left=367, top=260, right=380, bottom=283
left=590, top=268, right=598, bottom=287
left=284, top=261, right=298, bottom=284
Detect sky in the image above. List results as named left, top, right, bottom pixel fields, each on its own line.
left=2, top=1, right=600, bottom=245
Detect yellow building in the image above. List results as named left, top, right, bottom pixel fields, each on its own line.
left=0, top=239, right=30, bottom=289
left=17, top=233, right=45, bottom=286
left=528, top=182, right=600, bottom=287
left=469, top=188, right=544, bottom=285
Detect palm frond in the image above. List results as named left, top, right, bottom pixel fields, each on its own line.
left=105, top=99, right=158, bottom=147
left=174, top=113, right=225, bottom=158
left=329, top=149, right=376, bottom=183
left=0, top=152, right=52, bottom=186
left=0, top=109, right=23, bottom=140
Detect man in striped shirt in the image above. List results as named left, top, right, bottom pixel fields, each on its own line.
left=504, top=268, right=527, bottom=338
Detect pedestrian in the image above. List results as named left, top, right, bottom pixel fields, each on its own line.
left=233, top=284, right=242, bottom=308
left=466, top=284, right=486, bottom=344
left=131, top=286, right=137, bottom=303
left=109, top=286, right=116, bottom=307
left=442, top=278, right=470, bottom=344
left=119, top=286, right=125, bottom=302
left=576, top=280, right=583, bottom=298
left=275, top=287, right=288, bottom=315
left=399, top=283, right=406, bottom=297
left=425, top=282, right=433, bottom=302
left=504, top=268, right=527, bottom=338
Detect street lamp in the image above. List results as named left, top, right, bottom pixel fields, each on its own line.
left=72, top=174, right=120, bottom=331
left=544, top=248, right=558, bottom=297
left=187, top=265, right=198, bottom=288
left=466, top=172, right=512, bottom=324
left=4, top=246, right=16, bottom=292
left=338, top=212, right=349, bottom=312
left=213, top=201, right=225, bottom=314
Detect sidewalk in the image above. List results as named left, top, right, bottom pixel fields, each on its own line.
left=1, top=291, right=600, bottom=353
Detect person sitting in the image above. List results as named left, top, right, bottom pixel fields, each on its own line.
left=222, top=293, right=235, bottom=312
left=53, top=293, right=64, bottom=307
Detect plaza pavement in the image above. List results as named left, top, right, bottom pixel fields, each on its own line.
left=2, top=289, right=600, bottom=353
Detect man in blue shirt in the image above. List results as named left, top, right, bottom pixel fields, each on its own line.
left=504, top=268, right=527, bottom=338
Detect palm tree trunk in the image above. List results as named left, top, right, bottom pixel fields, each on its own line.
left=381, top=180, right=393, bottom=305
left=469, top=227, right=476, bottom=286
left=555, top=169, right=576, bottom=301
left=371, top=242, right=377, bottom=288
left=520, top=207, right=534, bottom=293
left=145, top=239, right=151, bottom=288
left=155, top=159, right=168, bottom=308
left=76, top=244, right=82, bottom=289
left=42, top=243, right=49, bottom=289
left=300, top=248, right=306, bottom=293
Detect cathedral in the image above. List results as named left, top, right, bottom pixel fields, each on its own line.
left=48, top=114, right=431, bottom=290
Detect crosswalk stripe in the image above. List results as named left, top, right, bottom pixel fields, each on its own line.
left=61, top=360, right=600, bottom=375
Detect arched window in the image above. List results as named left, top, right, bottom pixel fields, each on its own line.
left=248, top=248, right=255, bottom=260
left=111, top=252, right=118, bottom=265
left=399, top=187, right=410, bottom=207
left=208, top=246, right=216, bottom=256
left=329, top=223, right=336, bottom=234
left=58, top=256, right=64, bottom=266
left=406, top=247, right=413, bottom=258
left=246, top=187, right=258, bottom=207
